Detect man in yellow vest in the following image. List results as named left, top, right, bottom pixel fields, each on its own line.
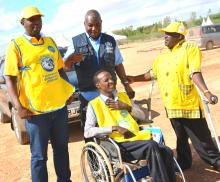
left=84, top=70, right=176, bottom=182
left=4, top=6, right=74, bottom=182
left=127, top=22, right=220, bottom=172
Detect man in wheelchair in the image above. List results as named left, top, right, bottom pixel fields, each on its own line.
left=84, top=69, right=176, bottom=182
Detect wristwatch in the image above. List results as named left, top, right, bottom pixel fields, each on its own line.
left=123, top=81, right=129, bottom=85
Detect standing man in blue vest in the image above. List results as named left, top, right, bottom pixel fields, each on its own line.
left=64, top=9, right=134, bottom=131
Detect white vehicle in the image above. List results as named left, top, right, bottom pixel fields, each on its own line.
left=187, top=24, right=220, bottom=50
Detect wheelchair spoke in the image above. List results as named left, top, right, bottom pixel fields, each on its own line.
left=81, top=142, right=114, bottom=182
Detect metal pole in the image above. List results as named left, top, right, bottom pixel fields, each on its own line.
left=195, top=86, right=220, bottom=152
left=146, top=80, right=155, bottom=122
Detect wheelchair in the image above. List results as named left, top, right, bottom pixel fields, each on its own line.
left=80, top=126, right=186, bottom=182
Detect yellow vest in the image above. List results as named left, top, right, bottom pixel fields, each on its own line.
left=13, top=36, right=74, bottom=114
left=90, top=92, right=151, bottom=142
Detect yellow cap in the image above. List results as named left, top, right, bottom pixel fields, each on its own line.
left=159, top=22, right=186, bottom=36
left=20, top=6, right=44, bottom=22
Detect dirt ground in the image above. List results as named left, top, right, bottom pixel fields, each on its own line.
left=0, top=39, right=220, bottom=182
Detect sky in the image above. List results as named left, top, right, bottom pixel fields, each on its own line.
left=1, top=0, right=220, bottom=55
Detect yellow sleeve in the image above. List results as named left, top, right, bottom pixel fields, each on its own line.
left=152, top=56, right=160, bottom=80
left=4, top=41, right=20, bottom=76
left=187, top=43, right=202, bottom=75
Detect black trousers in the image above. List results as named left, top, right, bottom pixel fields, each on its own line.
left=79, top=94, right=92, bottom=142
left=170, top=118, right=220, bottom=170
left=79, top=94, right=89, bottom=131
left=118, top=140, right=176, bottom=182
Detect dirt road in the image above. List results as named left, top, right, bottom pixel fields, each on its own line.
left=0, top=39, right=220, bottom=182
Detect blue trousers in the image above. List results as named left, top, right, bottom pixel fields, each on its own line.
left=25, top=106, right=71, bottom=182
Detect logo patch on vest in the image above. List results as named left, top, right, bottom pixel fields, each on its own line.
left=118, top=119, right=130, bottom=129
left=48, top=46, right=55, bottom=53
left=105, top=42, right=113, bottom=53
left=120, top=110, right=128, bottom=118
left=41, top=57, right=55, bottom=72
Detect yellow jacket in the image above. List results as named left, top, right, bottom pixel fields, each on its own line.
left=152, top=40, right=204, bottom=118
left=90, top=92, right=151, bottom=142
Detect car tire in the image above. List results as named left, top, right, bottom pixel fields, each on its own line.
left=206, top=41, right=214, bottom=50
left=11, top=107, right=29, bottom=145
left=0, top=110, right=11, bottom=123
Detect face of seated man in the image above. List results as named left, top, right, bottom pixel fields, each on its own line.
left=95, top=71, right=116, bottom=96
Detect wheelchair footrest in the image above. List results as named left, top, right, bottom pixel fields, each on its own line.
left=124, top=165, right=150, bottom=182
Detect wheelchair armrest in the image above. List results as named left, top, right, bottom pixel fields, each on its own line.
left=107, top=138, right=123, bottom=164
left=93, top=135, right=108, bottom=143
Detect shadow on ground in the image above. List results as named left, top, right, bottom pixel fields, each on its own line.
left=173, top=142, right=220, bottom=182
left=134, top=98, right=160, bottom=122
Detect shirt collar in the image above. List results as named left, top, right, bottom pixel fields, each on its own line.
left=172, top=39, right=186, bottom=50
left=165, top=39, right=186, bottom=52
left=99, top=90, right=118, bottom=102
left=85, top=32, right=102, bottom=43
left=23, top=33, right=44, bottom=44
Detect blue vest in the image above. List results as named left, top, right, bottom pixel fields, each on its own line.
left=72, top=33, right=116, bottom=91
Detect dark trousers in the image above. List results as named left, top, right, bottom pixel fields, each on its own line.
left=170, top=118, right=220, bottom=170
left=25, top=106, right=71, bottom=182
left=79, top=94, right=89, bottom=130
left=79, top=94, right=92, bottom=142
left=118, top=140, right=176, bottom=182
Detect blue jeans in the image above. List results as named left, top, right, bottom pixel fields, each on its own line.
left=25, top=106, right=71, bottom=182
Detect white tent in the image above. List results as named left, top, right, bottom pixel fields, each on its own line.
left=202, top=18, right=206, bottom=26
left=206, top=16, right=214, bottom=25
left=202, top=16, right=214, bottom=26
left=106, top=31, right=127, bottom=44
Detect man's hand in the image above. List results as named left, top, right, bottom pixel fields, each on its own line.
left=105, top=99, right=131, bottom=111
left=65, top=53, right=84, bottom=68
left=16, top=105, right=33, bottom=120
left=205, top=92, right=218, bottom=104
left=112, top=126, right=135, bottom=139
left=124, top=84, right=135, bottom=99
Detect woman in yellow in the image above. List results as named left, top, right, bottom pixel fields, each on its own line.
left=4, top=6, right=73, bottom=182
left=84, top=70, right=176, bottom=182
left=127, top=22, right=220, bottom=172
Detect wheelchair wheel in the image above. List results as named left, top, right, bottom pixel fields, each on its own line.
left=81, top=142, right=114, bottom=182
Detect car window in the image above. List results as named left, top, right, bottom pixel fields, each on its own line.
left=202, top=25, right=219, bottom=34
left=215, top=25, right=220, bottom=33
